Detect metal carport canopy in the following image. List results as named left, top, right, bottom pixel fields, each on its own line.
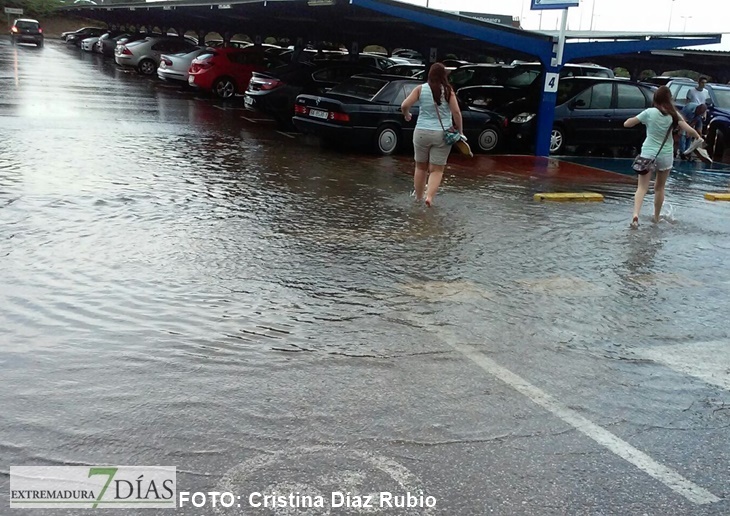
left=65, top=0, right=722, bottom=156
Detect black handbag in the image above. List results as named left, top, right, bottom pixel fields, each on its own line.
left=632, top=125, right=673, bottom=175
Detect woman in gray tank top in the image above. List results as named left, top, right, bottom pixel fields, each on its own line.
left=401, top=63, right=463, bottom=207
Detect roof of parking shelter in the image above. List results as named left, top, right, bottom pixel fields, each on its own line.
left=61, top=0, right=722, bottom=63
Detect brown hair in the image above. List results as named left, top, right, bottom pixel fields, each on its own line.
left=653, top=86, right=679, bottom=126
left=427, top=62, right=452, bottom=105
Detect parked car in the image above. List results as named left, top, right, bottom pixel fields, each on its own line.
left=98, top=32, right=131, bottom=57
left=188, top=47, right=285, bottom=99
left=384, top=64, right=425, bottom=77
left=66, top=27, right=106, bottom=47
left=80, top=36, right=100, bottom=52
left=62, top=26, right=102, bottom=41
left=504, top=77, right=655, bottom=154
left=245, top=62, right=382, bottom=125
left=116, top=36, right=198, bottom=75
left=157, top=46, right=209, bottom=84
left=10, top=19, right=43, bottom=47
left=292, top=75, right=508, bottom=155
left=206, top=39, right=252, bottom=49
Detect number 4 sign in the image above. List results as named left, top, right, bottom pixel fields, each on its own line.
left=544, top=73, right=559, bottom=93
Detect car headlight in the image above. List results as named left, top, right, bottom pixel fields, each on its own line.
left=511, top=112, right=536, bottom=124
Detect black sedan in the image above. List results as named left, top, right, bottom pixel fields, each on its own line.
left=65, top=27, right=106, bottom=47
left=501, top=77, right=656, bottom=154
left=245, top=61, right=382, bottom=127
left=292, top=75, right=506, bottom=155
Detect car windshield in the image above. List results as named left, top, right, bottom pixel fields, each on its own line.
left=16, top=21, right=39, bottom=30
left=329, top=77, right=389, bottom=100
left=711, top=88, right=730, bottom=109
left=503, top=67, right=541, bottom=88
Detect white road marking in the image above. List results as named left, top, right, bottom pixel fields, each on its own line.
left=416, top=320, right=721, bottom=505
left=241, top=116, right=276, bottom=123
left=213, top=105, right=226, bottom=111
left=276, top=131, right=297, bottom=139
left=637, top=340, right=730, bottom=391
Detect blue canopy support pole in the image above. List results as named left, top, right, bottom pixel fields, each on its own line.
left=534, top=9, right=567, bottom=158
left=534, top=65, right=560, bottom=157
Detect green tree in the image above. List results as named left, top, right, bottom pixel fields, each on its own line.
left=2, top=0, right=65, bottom=18
left=613, top=67, right=631, bottom=78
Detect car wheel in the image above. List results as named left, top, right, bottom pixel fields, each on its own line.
left=373, top=124, right=400, bottom=155
left=213, top=77, right=236, bottom=99
left=37, top=40, right=43, bottom=48
left=477, top=124, right=500, bottom=153
left=550, top=126, right=566, bottom=154
left=137, top=59, right=156, bottom=75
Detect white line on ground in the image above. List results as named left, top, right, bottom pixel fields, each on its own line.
left=416, top=321, right=721, bottom=505
left=241, top=116, right=276, bottom=123
left=213, top=105, right=226, bottom=111
left=637, top=340, right=730, bottom=391
left=276, top=131, right=296, bottom=139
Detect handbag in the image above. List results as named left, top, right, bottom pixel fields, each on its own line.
left=632, top=124, right=673, bottom=175
left=433, top=89, right=461, bottom=145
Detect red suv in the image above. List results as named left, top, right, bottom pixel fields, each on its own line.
left=188, top=47, right=283, bottom=99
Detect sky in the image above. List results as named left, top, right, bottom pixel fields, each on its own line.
left=400, top=0, right=730, bottom=51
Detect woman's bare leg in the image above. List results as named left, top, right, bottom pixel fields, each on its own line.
left=631, top=172, right=651, bottom=226
left=653, top=169, right=671, bottom=222
left=424, top=164, right=445, bottom=207
left=413, top=161, right=428, bottom=201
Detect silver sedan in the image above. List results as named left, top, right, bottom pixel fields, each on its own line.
left=157, top=47, right=209, bottom=83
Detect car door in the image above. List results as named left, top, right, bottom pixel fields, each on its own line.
left=559, top=82, right=615, bottom=145
left=228, top=51, right=263, bottom=93
left=614, top=83, right=651, bottom=145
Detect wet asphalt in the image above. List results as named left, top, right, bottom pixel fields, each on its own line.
left=1, top=38, right=730, bottom=516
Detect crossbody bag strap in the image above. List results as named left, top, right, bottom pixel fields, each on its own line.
left=655, top=123, right=674, bottom=158
left=430, top=85, right=451, bottom=132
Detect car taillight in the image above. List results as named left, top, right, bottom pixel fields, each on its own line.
left=11, top=26, right=18, bottom=33
left=259, top=78, right=281, bottom=90
left=294, top=105, right=307, bottom=115
left=330, top=112, right=350, bottom=122
left=121, top=46, right=132, bottom=55
left=190, top=61, right=211, bottom=73
left=38, top=28, right=43, bottom=33
left=162, top=57, right=172, bottom=66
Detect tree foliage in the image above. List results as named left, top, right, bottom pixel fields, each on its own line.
left=2, top=0, right=65, bottom=18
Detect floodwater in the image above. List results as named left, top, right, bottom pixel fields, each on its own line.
left=1, top=40, right=730, bottom=515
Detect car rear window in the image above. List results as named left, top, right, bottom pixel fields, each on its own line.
left=329, top=77, right=389, bottom=100
left=16, top=21, right=39, bottom=30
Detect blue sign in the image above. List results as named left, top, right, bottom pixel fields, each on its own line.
left=531, top=0, right=579, bottom=10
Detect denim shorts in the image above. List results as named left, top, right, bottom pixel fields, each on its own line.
left=413, top=129, right=451, bottom=166
left=651, top=154, right=674, bottom=172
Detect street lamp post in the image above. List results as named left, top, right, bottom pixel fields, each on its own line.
left=668, top=0, right=676, bottom=31
left=589, top=0, right=597, bottom=31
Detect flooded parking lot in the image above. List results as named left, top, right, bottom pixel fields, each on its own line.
left=2, top=39, right=730, bottom=515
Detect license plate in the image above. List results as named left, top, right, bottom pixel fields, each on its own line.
left=309, top=109, right=328, bottom=119
left=244, top=96, right=253, bottom=107
left=188, top=76, right=195, bottom=86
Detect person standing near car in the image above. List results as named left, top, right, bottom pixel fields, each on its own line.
left=686, top=77, right=710, bottom=135
left=687, top=77, right=710, bottom=105
left=678, top=102, right=707, bottom=159
left=624, top=86, right=702, bottom=227
left=401, top=63, right=463, bottom=207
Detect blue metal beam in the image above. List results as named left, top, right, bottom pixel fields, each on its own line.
left=349, top=0, right=555, bottom=59
left=563, top=36, right=722, bottom=62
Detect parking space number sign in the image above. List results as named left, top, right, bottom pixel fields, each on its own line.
left=544, top=73, right=559, bottom=93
